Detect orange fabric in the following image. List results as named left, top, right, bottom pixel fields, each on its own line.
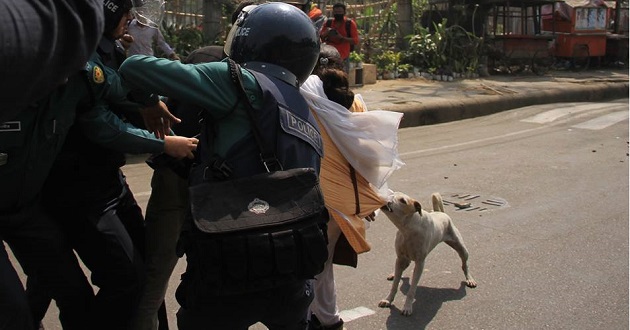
left=308, top=7, right=322, bottom=20
left=313, top=100, right=386, bottom=254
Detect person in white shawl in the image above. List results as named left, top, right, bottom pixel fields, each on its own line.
left=301, top=45, right=403, bottom=330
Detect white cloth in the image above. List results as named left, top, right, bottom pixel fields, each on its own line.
left=127, top=19, right=175, bottom=57
left=300, top=75, right=405, bottom=195
left=310, top=219, right=343, bottom=326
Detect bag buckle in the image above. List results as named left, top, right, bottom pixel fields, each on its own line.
left=260, top=153, right=283, bottom=172
left=208, top=159, right=233, bottom=180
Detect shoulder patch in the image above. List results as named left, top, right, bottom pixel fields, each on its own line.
left=92, top=65, right=105, bottom=84
left=279, top=107, right=323, bottom=156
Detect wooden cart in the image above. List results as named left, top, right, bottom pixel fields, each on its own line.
left=541, top=0, right=610, bottom=70
left=484, top=0, right=560, bottom=75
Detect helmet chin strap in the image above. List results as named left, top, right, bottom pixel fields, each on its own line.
left=242, top=61, right=299, bottom=87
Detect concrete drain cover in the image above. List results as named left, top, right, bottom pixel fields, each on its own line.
left=440, top=193, right=508, bottom=212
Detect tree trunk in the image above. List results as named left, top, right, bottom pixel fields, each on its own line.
left=202, top=0, right=222, bottom=43
left=397, top=0, right=414, bottom=50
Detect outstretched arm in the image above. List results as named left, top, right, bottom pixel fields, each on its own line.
left=78, top=103, right=197, bottom=158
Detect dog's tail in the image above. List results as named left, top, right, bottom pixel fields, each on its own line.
left=431, top=193, right=445, bottom=212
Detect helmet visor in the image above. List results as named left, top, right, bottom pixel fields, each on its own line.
left=132, top=0, right=165, bottom=28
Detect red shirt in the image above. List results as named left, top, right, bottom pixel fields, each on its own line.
left=320, top=17, right=359, bottom=60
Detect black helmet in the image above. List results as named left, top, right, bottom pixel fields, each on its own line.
left=277, top=0, right=312, bottom=14
left=224, top=2, right=320, bottom=85
left=103, top=0, right=133, bottom=34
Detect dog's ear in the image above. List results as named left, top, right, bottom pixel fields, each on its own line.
left=414, top=201, right=422, bottom=216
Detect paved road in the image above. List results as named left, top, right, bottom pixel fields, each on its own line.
left=142, top=99, right=630, bottom=329
left=32, top=98, right=629, bottom=329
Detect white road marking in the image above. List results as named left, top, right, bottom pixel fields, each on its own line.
left=339, top=306, right=376, bottom=322
left=521, top=103, right=620, bottom=123
left=402, top=102, right=627, bottom=158
left=571, top=110, right=629, bottom=130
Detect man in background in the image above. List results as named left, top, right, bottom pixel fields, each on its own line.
left=320, top=3, right=359, bottom=73
left=126, top=16, right=180, bottom=60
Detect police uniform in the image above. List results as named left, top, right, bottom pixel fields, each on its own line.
left=121, top=3, right=325, bottom=328
left=27, top=50, right=168, bottom=330
left=0, top=59, right=127, bottom=330
left=120, top=57, right=323, bottom=330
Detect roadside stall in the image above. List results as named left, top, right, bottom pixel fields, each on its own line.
left=541, top=0, right=609, bottom=69
left=604, top=0, right=629, bottom=65
left=483, top=0, right=560, bottom=75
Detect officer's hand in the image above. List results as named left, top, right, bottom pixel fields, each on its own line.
left=119, top=34, right=134, bottom=50
left=164, top=136, right=199, bottom=159
left=169, top=53, right=181, bottom=61
left=139, top=100, right=181, bottom=139
left=365, top=211, right=377, bottom=222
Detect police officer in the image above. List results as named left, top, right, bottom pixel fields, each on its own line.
left=0, top=72, right=99, bottom=330
left=0, top=46, right=173, bottom=330
left=25, top=1, right=195, bottom=329
left=120, top=3, right=324, bottom=329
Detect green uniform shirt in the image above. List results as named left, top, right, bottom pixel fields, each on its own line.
left=0, top=72, right=89, bottom=212
left=119, top=55, right=264, bottom=157
left=0, top=56, right=157, bottom=212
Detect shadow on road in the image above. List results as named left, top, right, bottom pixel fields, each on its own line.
left=383, top=279, right=469, bottom=329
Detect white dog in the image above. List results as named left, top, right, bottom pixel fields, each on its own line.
left=378, top=191, right=477, bottom=316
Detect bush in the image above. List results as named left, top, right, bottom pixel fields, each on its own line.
left=160, top=23, right=207, bottom=59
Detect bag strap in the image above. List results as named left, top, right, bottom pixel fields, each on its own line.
left=349, top=165, right=360, bottom=215
left=227, top=58, right=282, bottom=172
left=345, top=19, right=352, bottom=38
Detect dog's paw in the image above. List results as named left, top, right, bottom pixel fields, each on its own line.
left=401, top=305, right=413, bottom=316
left=386, top=274, right=394, bottom=281
left=378, top=299, right=392, bottom=308
left=465, top=278, right=477, bottom=288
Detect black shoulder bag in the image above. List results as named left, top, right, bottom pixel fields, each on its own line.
left=183, top=60, right=329, bottom=297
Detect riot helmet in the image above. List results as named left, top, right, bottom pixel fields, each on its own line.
left=277, top=0, right=312, bottom=14
left=132, top=0, right=166, bottom=28
left=103, top=0, right=133, bottom=34
left=224, top=2, right=320, bottom=86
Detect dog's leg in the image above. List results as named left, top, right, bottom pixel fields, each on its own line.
left=378, top=257, right=410, bottom=309
left=400, top=259, right=425, bottom=316
left=444, top=226, right=477, bottom=288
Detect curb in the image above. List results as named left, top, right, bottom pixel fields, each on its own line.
left=389, top=82, right=629, bottom=128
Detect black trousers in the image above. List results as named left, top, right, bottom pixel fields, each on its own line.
left=27, top=182, right=146, bottom=330
left=0, top=203, right=94, bottom=330
left=176, top=280, right=313, bottom=330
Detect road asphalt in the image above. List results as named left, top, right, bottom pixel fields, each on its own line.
left=353, top=68, right=629, bottom=128
left=125, top=68, right=627, bottom=166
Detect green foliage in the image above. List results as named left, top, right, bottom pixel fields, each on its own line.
left=404, top=19, right=446, bottom=70
left=402, top=19, right=484, bottom=74
left=349, top=51, right=364, bottom=63
left=160, top=23, right=207, bottom=59
left=374, top=50, right=401, bottom=72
